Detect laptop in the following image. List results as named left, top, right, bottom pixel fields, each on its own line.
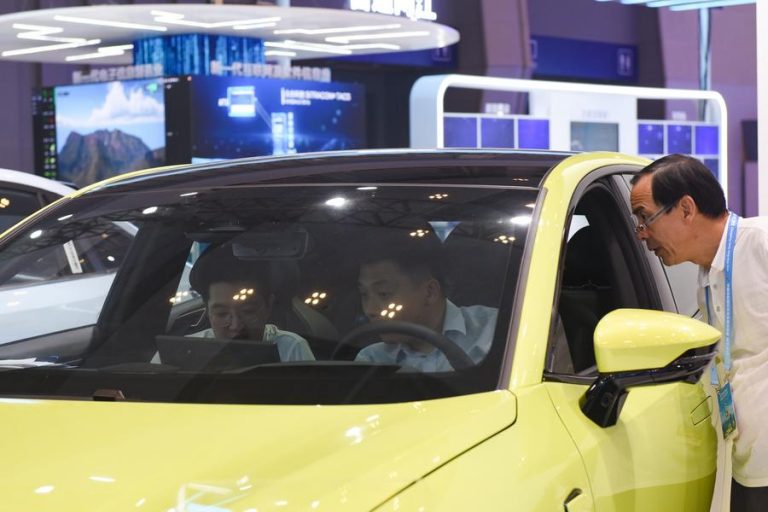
left=155, top=335, right=280, bottom=371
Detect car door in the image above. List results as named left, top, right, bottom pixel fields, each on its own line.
left=543, top=172, right=716, bottom=511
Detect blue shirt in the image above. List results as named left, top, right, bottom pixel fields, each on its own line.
left=354, top=300, right=498, bottom=372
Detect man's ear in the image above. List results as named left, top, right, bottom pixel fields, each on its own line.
left=424, top=278, right=442, bottom=305
left=678, top=195, right=696, bottom=221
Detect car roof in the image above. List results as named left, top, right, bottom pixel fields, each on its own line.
left=79, top=149, right=573, bottom=196
left=0, top=168, right=75, bottom=197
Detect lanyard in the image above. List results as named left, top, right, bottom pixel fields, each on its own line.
left=707, top=212, right=739, bottom=382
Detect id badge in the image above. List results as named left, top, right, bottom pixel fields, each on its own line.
left=714, top=358, right=737, bottom=440
left=717, top=382, right=737, bottom=439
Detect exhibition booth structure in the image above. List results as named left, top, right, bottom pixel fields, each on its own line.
left=4, top=3, right=459, bottom=187
left=410, top=74, right=728, bottom=196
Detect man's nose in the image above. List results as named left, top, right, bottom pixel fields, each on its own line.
left=228, top=312, right=244, bottom=331
left=362, top=300, right=381, bottom=320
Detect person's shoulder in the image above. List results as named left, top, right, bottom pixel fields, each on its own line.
left=737, top=217, right=768, bottom=245
left=458, top=303, right=499, bottom=321
left=269, top=325, right=308, bottom=345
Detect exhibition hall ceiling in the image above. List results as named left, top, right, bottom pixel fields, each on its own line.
left=0, top=3, right=459, bottom=64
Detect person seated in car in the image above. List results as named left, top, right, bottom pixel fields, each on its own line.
left=354, top=240, right=498, bottom=372
left=189, top=245, right=315, bottom=362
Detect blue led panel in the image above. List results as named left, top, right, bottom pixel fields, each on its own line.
left=638, top=123, right=664, bottom=155
left=517, top=118, right=549, bottom=149
left=480, top=118, right=515, bottom=149
left=444, top=117, right=478, bottom=148
left=666, top=124, right=692, bottom=154
left=134, top=34, right=264, bottom=76
left=695, top=125, right=719, bottom=155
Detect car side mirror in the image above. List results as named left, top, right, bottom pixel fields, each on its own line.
left=580, top=309, right=720, bottom=428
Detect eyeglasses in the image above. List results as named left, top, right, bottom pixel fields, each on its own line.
left=209, top=303, right=266, bottom=328
left=634, top=202, right=676, bottom=234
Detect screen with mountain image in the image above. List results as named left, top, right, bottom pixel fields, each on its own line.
left=190, top=76, right=365, bottom=162
left=55, top=79, right=166, bottom=187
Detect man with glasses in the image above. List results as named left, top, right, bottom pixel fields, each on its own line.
left=630, top=154, right=768, bottom=511
left=189, top=245, right=315, bottom=362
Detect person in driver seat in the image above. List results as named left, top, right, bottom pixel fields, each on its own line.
left=189, top=245, right=315, bottom=362
left=354, top=241, right=498, bottom=372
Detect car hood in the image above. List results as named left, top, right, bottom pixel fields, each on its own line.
left=2, top=390, right=516, bottom=511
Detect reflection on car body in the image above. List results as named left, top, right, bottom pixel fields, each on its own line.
left=0, top=150, right=719, bottom=511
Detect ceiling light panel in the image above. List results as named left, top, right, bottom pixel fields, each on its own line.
left=273, top=23, right=402, bottom=36
left=325, top=30, right=430, bottom=44
left=53, top=15, right=167, bottom=32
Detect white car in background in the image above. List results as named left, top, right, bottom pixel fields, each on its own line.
left=0, top=167, right=74, bottom=233
left=0, top=168, right=138, bottom=345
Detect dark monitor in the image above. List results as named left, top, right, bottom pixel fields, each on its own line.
left=638, top=123, right=664, bottom=155
left=570, top=121, right=619, bottom=152
left=517, top=118, right=550, bottom=149
left=695, top=125, right=719, bottom=155
left=742, top=120, right=757, bottom=162
left=189, top=76, right=366, bottom=161
left=444, top=116, right=478, bottom=148
left=480, top=117, right=515, bottom=149
left=666, top=124, right=692, bottom=154
left=156, top=335, right=280, bottom=371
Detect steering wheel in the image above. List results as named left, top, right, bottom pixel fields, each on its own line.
left=331, top=320, right=474, bottom=371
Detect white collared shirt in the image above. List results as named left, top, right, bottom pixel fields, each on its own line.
left=698, top=215, right=768, bottom=487
left=354, top=300, right=499, bottom=372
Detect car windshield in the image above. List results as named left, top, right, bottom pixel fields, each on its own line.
left=0, top=181, right=538, bottom=404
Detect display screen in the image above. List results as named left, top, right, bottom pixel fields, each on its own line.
left=570, top=121, right=619, bottom=152
left=54, top=79, right=166, bottom=187
left=444, top=116, right=478, bottom=148
left=190, top=76, right=366, bottom=160
left=517, top=118, right=550, bottom=150
left=695, top=125, right=719, bottom=155
left=666, top=124, right=692, bottom=154
left=480, top=118, right=514, bottom=149
left=638, top=123, right=664, bottom=155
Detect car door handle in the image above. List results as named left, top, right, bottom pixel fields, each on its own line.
left=564, top=488, right=592, bottom=512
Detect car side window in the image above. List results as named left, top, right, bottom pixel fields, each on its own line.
left=0, top=220, right=133, bottom=287
left=0, top=186, right=44, bottom=233
left=547, top=179, right=660, bottom=377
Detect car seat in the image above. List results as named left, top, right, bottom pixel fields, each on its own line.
left=557, top=225, right=614, bottom=374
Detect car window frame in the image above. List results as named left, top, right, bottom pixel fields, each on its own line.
left=543, top=165, right=668, bottom=383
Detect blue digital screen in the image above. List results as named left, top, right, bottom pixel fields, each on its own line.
left=695, top=125, right=719, bottom=155
left=571, top=121, right=619, bottom=152
left=190, top=76, right=366, bottom=159
left=638, top=123, right=664, bottom=155
left=54, top=78, right=166, bottom=187
left=666, top=124, right=692, bottom=154
left=703, top=158, right=719, bottom=178
left=444, top=117, right=478, bottom=148
left=517, top=118, right=549, bottom=149
left=480, top=118, right=515, bottom=149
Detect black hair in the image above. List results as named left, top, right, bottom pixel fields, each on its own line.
left=189, top=244, right=272, bottom=302
left=630, top=154, right=727, bottom=219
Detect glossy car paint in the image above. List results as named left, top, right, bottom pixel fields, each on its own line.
left=594, top=309, right=721, bottom=373
left=2, top=392, right=515, bottom=510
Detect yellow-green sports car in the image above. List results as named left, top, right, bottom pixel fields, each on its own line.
left=0, top=150, right=719, bottom=511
